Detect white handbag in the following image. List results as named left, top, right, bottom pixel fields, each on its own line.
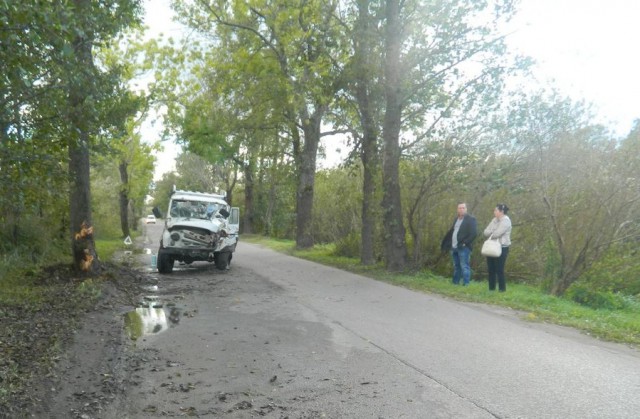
left=481, top=235, right=502, bottom=257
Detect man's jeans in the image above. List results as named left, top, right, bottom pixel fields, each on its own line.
left=451, top=246, right=471, bottom=285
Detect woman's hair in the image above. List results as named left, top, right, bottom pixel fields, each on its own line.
left=496, top=203, right=509, bottom=214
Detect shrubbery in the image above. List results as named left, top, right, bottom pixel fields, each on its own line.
left=333, top=232, right=361, bottom=259
left=566, top=285, right=628, bottom=310
left=578, top=244, right=640, bottom=296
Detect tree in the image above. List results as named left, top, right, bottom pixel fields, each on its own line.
left=172, top=151, right=238, bottom=201
left=503, top=92, right=640, bottom=295
left=0, top=1, right=144, bottom=271
left=1, top=3, right=70, bottom=249
left=171, top=0, right=348, bottom=248
left=381, top=0, right=408, bottom=271
left=62, top=0, right=144, bottom=272
left=377, top=0, right=520, bottom=271
left=98, top=36, right=158, bottom=239
left=403, top=133, right=481, bottom=267
left=153, top=171, right=181, bottom=217
left=343, top=0, right=385, bottom=265
left=114, top=127, right=156, bottom=238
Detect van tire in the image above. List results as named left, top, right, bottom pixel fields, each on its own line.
left=214, top=252, right=230, bottom=270
left=157, top=250, right=174, bottom=274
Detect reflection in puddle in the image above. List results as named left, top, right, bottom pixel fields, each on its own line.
left=124, top=296, right=182, bottom=340
left=124, top=306, right=168, bottom=340
left=143, top=248, right=157, bottom=271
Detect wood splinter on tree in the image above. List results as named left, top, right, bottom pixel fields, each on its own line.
left=74, top=221, right=95, bottom=272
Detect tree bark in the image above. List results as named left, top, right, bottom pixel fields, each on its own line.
left=69, top=135, right=97, bottom=273
left=295, top=111, right=323, bottom=249
left=68, top=0, right=98, bottom=274
left=355, top=0, right=379, bottom=266
left=242, top=158, right=255, bottom=234
left=381, top=0, right=408, bottom=271
left=361, top=129, right=379, bottom=265
left=119, top=161, right=131, bottom=238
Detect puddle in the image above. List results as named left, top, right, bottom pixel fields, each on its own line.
left=143, top=248, right=158, bottom=272
left=124, top=294, right=182, bottom=340
left=124, top=306, right=168, bottom=340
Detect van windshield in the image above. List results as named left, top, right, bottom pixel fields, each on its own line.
left=170, top=200, right=223, bottom=220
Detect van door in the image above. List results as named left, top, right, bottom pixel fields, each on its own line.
left=229, top=207, right=240, bottom=235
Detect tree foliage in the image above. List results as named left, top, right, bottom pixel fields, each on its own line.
left=161, top=0, right=349, bottom=248
left=0, top=1, right=149, bottom=271
left=141, top=1, right=638, bottom=297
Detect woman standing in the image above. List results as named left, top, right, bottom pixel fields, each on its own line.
left=483, top=204, right=512, bottom=292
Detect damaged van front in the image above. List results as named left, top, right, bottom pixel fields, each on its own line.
left=155, top=189, right=239, bottom=273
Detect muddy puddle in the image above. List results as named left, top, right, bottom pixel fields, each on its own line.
left=143, top=248, right=157, bottom=272
left=124, top=290, right=182, bottom=340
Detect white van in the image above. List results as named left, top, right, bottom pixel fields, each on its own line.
left=154, top=189, right=239, bottom=273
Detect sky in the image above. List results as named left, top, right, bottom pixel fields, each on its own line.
left=141, top=0, right=640, bottom=180
left=503, top=0, right=640, bottom=134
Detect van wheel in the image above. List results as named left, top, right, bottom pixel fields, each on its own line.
left=157, top=250, right=174, bottom=274
left=214, top=252, right=230, bottom=271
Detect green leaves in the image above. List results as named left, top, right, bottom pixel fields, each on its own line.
left=0, top=1, right=146, bottom=256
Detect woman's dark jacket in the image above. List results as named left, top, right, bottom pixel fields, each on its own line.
left=440, top=214, right=477, bottom=251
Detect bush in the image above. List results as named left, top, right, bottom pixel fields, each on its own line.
left=333, top=232, right=360, bottom=258
left=566, top=284, right=628, bottom=310
left=579, top=244, right=640, bottom=296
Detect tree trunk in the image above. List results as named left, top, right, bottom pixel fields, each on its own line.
left=243, top=158, right=255, bottom=234
left=295, top=113, right=322, bottom=249
left=551, top=270, right=579, bottom=296
left=361, top=132, right=378, bottom=265
left=223, top=165, right=237, bottom=206
left=355, top=0, right=379, bottom=266
left=119, top=161, right=131, bottom=238
left=381, top=0, right=408, bottom=271
left=407, top=200, right=421, bottom=266
left=68, top=2, right=98, bottom=274
left=69, top=137, right=97, bottom=273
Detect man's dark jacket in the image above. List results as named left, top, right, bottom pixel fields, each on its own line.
left=440, top=214, right=477, bottom=251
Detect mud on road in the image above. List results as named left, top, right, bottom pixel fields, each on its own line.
left=11, top=235, right=640, bottom=418
left=23, top=244, right=422, bottom=418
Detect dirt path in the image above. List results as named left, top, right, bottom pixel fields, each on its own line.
left=27, top=272, right=151, bottom=418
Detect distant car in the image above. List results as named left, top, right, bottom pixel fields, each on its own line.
left=145, top=214, right=157, bottom=224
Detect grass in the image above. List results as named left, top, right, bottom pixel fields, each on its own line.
left=0, top=233, right=133, bottom=307
left=95, top=236, right=134, bottom=261
left=0, top=246, right=65, bottom=307
left=243, top=235, right=640, bottom=348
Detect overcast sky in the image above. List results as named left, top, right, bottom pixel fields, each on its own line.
left=142, top=0, right=640, bottom=179
left=504, top=0, right=639, bottom=134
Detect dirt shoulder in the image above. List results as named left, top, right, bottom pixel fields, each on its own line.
left=0, top=262, right=151, bottom=419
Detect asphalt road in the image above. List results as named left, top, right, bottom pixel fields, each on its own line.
left=119, top=223, right=640, bottom=418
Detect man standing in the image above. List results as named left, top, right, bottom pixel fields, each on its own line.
left=441, top=202, right=477, bottom=286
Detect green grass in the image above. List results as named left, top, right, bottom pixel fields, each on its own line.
left=0, top=245, right=66, bottom=306
left=0, top=233, right=134, bottom=307
left=95, top=236, right=132, bottom=261
left=243, top=235, right=640, bottom=348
